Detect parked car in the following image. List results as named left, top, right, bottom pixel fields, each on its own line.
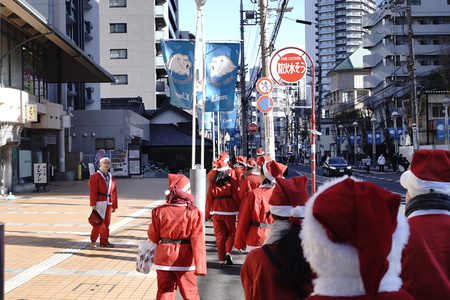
left=275, top=155, right=289, bottom=177
left=322, top=157, right=352, bottom=177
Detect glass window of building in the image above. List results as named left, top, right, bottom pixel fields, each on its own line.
left=109, top=0, right=126, bottom=7
left=110, top=23, right=127, bottom=33
left=110, top=49, right=127, bottom=59
left=113, top=75, right=128, bottom=84
left=95, top=139, right=115, bottom=150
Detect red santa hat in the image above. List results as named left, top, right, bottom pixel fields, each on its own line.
left=262, top=160, right=287, bottom=183
left=301, top=176, right=410, bottom=299
left=256, top=155, right=270, bottom=166
left=218, top=152, right=230, bottom=163
left=99, top=157, right=110, bottom=163
left=247, top=158, right=257, bottom=168
left=269, top=176, right=309, bottom=218
left=216, top=159, right=229, bottom=171
left=256, top=148, right=265, bottom=156
left=165, top=174, right=190, bottom=196
left=400, top=149, right=450, bottom=197
left=235, top=156, right=247, bottom=165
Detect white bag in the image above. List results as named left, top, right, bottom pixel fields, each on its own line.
left=136, top=240, right=156, bottom=274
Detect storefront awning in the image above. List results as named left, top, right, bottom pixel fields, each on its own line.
left=0, top=0, right=115, bottom=83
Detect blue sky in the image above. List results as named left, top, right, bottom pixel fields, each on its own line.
left=178, top=0, right=308, bottom=68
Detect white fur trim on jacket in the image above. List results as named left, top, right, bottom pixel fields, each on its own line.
left=300, top=175, right=410, bottom=297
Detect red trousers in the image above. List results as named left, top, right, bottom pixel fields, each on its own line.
left=212, top=214, right=237, bottom=261
left=90, top=204, right=112, bottom=244
left=156, top=270, right=199, bottom=300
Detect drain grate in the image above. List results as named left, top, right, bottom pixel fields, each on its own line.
left=72, top=283, right=116, bottom=293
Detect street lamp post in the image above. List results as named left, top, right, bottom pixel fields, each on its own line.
left=442, top=97, right=450, bottom=150
left=352, top=121, right=358, bottom=166
left=371, top=117, right=377, bottom=168
left=338, top=124, right=343, bottom=156
left=391, top=111, right=399, bottom=154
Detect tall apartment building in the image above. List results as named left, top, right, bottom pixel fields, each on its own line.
left=99, top=0, right=179, bottom=110
left=362, top=0, right=450, bottom=148
left=315, top=0, right=376, bottom=103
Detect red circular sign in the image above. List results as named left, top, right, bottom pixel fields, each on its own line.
left=248, top=122, right=259, bottom=133
left=276, top=53, right=306, bottom=83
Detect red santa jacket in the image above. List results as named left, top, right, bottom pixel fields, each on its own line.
left=148, top=203, right=207, bottom=276
left=234, top=166, right=246, bottom=186
left=401, top=212, right=450, bottom=300
left=238, top=172, right=261, bottom=201
left=205, top=173, right=240, bottom=220
left=241, top=244, right=312, bottom=300
left=89, top=171, right=118, bottom=209
left=235, top=185, right=274, bottom=249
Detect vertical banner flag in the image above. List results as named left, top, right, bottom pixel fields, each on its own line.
left=196, top=92, right=213, bottom=130
left=205, top=43, right=240, bottom=112
left=161, top=40, right=195, bottom=110
left=219, top=93, right=238, bottom=130
left=436, top=120, right=445, bottom=140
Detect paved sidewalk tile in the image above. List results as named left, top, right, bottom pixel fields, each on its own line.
left=1, top=178, right=167, bottom=300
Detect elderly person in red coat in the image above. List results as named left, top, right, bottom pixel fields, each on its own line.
left=89, top=157, right=118, bottom=248
left=148, top=174, right=206, bottom=300
left=235, top=159, right=287, bottom=252
left=301, top=177, right=413, bottom=300
left=399, top=149, right=450, bottom=300
left=241, top=176, right=313, bottom=300
left=205, top=158, right=240, bottom=267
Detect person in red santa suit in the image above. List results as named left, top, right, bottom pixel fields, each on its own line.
left=301, top=176, right=413, bottom=300
left=233, top=156, right=247, bottom=185
left=205, top=158, right=240, bottom=267
left=89, top=157, right=118, bottom=248
left=241, top=176, right=313, bottom=300
left=256, top=147, right=265, bottom=157
left=148, top=174, right=206, bottom=300
left=399, top=149, right=450, bottom=300
left=238, top=156, right=270, bottom=202
left=235, top=159, right=287, bottom=252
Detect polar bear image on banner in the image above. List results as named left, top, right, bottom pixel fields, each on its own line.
left=166, top=53, right=192, bottom=76
left=208, top=55, right=237, bottom=78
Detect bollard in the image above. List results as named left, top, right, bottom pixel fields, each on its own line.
left=1, top=222, right=4, bottom=299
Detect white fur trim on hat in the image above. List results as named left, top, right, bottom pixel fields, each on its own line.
left=99, top=157, right=110, bottom=163
left=301, top=175, right=410, bottom=296
left=400, top=170, right=450, bottom=196
left=262, top=162, right=275, bottom=182
left=270, top=205, right=305, bottom=218
left=217, top=166, right=229, bottom=171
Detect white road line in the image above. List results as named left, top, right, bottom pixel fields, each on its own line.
left=4, top=200, right=164, bottom=294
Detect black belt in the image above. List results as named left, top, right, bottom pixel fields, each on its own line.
left=160, top=238, right=191, bottom=244
left=214, top=195, right=232, bottom=199
left=97, top=192, right=112, bottom=197
left=251, top=222, right=271, bottom=228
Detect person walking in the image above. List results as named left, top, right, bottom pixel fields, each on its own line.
left=234, top=156, right=247, bottom=186
left=205, top=159, right=240, bottom=267
left=301, top=177, right=413, bottom=300
left=399, top=149, right=450, bottom=300
left=391, top=153, right=398, bottom=173
left=89, top=157, right=118, bottom=248
left=240, top=176, right=313, bottom=300
left=235, top=160, right=287, bottom=252
left=238, top=156, right=269, bottom=203
left=148, top=174, right=206, bottom=300
left=377, top=154, right=386, bottom=172
left=365, top=155, right=371, bottom=173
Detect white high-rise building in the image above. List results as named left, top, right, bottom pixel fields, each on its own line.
left=99, top=0, right=179, bottom=110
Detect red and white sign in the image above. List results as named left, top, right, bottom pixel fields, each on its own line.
left=248, top=122, right=259, bottom=133
left=256, top=77, right=273, bottom=94
left=270, top=47, right=308, bottom=85
left=256, top=96, right=274, bottom=113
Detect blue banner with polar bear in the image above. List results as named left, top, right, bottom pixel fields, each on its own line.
left=205, top=43, right=240, bottom=112
left=161, top=40, right=195, bottom=110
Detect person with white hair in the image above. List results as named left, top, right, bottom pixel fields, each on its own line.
left=89, top=157, right=118, bottom=248
left=399, top=149, right=450, bottom=300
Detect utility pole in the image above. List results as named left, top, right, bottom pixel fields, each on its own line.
left=259, top=0, right=275, bottom=159
left=406, top=0, right=420, bottom=151
left=240, top=0, right=248, bottom=157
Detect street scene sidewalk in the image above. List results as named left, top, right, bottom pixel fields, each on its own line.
left=1, top=177, right=207, bottom=300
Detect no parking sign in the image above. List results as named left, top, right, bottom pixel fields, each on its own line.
left=256, top=95, right=274, bottom=113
